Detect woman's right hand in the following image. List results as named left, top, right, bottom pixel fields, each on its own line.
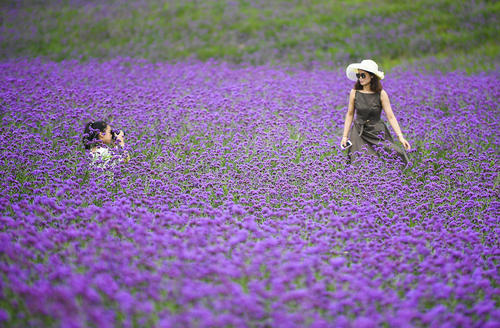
left=340, top=136, right=348, bottom=148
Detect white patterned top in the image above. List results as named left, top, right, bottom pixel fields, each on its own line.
left=91, top=147, right=123, bottom=168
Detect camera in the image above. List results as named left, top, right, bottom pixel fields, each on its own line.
left=340, top=140, right=352, bottom=150
left=111, top=129, right=123, bottom=141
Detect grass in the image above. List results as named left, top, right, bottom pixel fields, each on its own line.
left=1, top=0, right=498, bottom=71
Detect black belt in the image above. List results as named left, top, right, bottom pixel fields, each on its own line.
left=354, top=119, right=379, bottom=136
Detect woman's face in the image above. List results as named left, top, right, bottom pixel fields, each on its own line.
left=98, top=125, right=113, bottom=145
left=357, top=69, right=372, bottom=87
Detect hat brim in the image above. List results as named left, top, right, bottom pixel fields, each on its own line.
left=346, top=63, right=384, bottom=81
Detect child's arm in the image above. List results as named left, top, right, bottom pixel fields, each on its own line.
left=116, top=131, right=130, bottom=163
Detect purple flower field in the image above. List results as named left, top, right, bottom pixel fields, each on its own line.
left=0, top=58, right=499, bottom=327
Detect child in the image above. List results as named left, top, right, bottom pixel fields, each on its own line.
left=82, top=121, right=130, bottom=168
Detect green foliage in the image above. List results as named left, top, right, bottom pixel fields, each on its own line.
left=1, top=0, right=498, bottom=71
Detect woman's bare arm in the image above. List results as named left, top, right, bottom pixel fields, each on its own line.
left=341, top=89, right=356, bottom=147
left=380, top=90, right=411, bottom=150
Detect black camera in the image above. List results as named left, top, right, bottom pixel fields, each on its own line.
left=111, top=129, right=123, bottom=141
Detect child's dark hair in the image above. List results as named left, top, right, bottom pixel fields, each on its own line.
left=83, top=121, right=108, bottom=149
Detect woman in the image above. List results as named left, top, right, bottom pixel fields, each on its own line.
left=82, top=121, right=129, bottom=168
left=340, top=59, right=410, bottom=165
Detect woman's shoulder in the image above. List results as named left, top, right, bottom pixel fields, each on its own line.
left=379, top=89, right=390, bottom=101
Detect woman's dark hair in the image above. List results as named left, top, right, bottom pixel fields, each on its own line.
left=83, top=121, right=108, bottom=149
left=354, top=72, right=383, bottom=93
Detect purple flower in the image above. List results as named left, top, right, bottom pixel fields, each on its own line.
left=0, top=58, right=498, bottom=327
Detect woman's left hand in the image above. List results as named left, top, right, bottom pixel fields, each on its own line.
left=399, top=136, right=411, bottom=151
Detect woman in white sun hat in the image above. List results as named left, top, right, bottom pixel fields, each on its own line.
left=341, top=59, right=410, bottom=165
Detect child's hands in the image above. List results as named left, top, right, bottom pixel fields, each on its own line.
left=116, top=130, right=125, bottom=147
left=116, top=131, right=130, bottom=162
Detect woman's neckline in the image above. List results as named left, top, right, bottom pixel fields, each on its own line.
left=357, top=90, right=376, bottom=94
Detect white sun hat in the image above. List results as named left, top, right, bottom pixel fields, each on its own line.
left=346, top=59, right=384, bottom=81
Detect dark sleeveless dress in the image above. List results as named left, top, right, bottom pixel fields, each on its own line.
left=347, top=90, right=409, bottom=165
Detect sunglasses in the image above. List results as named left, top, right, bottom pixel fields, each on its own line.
left=356, top=73, right=368, bottom=79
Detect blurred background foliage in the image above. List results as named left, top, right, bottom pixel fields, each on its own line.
left=0, top=0, right=499, bottom=71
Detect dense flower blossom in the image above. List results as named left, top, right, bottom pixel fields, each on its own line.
left=0, top=58, right=499, bottom=327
